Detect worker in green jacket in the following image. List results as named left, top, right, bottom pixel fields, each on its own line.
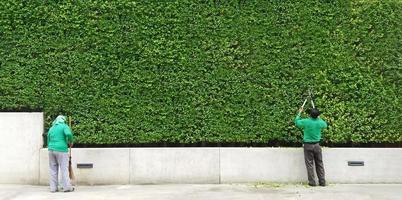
left=295, top=108, right=328, bottom=187
left=47, top=115, right=74, bottom=192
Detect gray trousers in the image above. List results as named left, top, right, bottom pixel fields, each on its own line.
left=303, top=143, right=326, bottom=185
left=48, top=150, right=73, bottom=192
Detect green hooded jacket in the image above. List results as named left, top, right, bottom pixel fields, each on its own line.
left=47, top=116, right=74, bottom=152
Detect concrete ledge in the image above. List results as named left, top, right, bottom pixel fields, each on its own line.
left=220, top=148, right=307, bottom=183
left=221, top=148, right=402, bottom=183
left=130, top=148, right=220, bottom=184
left=4, top=112, right=401, bottom=185
left=40, top=148, right=130, bottom=185
left=324, top=148, right=402, bottom=183
left=0, top=113, right=43, bottom=184
left=35, top=147, right=402, bottom=185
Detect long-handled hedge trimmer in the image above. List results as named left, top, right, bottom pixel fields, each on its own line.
left=299, top=89, right=316, bottom=114
left=308, top=89, right=315, bottom=109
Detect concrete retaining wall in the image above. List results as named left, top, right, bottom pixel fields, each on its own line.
left=39, top=147, right=402, bottom=185
left=0, top=113, right=43, bottom=184
left=324, top=148, right=402, bottom=183
left=220, top=148, right=307, bottom=183
left=1, top=113, right=401, bottom=185
left=40, top=148, right=130, bottom=185
left=130, top=148, right=220, bottom=184
left=220, top=148, right=402, bottom=183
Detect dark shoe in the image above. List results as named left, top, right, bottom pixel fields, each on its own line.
left=319, top=180, right=326, bottom=186
left=63, top=188, right=75, bottom=192
left=50, top=190, right=58, bottom=193
left=308, top=183, right=316, bottom=187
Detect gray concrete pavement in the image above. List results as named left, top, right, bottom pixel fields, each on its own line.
left=1, top=184, right=401, bottom=200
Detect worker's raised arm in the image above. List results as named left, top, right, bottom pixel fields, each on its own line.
left=295, top=108, right=304, bottom=128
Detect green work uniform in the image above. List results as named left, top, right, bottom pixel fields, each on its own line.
left=295, top=113, right=328, bottom=186
left=47, top=123, right=74, bottom=152
left=295, top=113, right=328, bottom=143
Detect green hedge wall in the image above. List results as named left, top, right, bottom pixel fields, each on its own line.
left=1, top=0, right=401, bottom=145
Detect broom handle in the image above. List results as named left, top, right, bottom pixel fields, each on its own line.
left=68, top=116, right=74, bottom=182
left=68, top=116, right=72, bottom=157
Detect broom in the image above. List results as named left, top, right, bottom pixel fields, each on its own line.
left=68, top=117, right=75, bottom=185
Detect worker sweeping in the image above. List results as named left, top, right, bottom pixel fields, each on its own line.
left=295, top=93, right=328, bottom=187
left=47, top=115, right=75, bottom=192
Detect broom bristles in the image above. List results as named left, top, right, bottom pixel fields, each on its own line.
left=69, top=147, right=75, bottom=184
left=69, top=158, right=75, bottom=179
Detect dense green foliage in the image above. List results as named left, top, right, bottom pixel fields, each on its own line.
left=1, top=0, right=401, bottom=146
